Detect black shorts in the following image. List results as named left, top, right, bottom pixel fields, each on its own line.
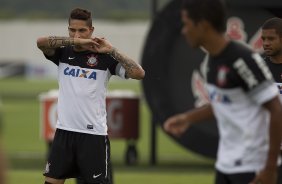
left=43, top=129, right=111, bottom=184
left=215, top=170, right=255, bottom=184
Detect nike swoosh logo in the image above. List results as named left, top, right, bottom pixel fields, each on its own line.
left=68, top=57, right=75, bottom=60
left=93, top=173, right=102, bottom=178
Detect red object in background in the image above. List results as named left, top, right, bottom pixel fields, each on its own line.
left=39, top=90, right=58, bottom=141
left=106, top=91, right=139, bottom=140
left=39, top=90, right=140, bottom=141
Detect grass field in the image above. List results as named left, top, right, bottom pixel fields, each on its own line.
left=0, top=78, right=215, bottom=184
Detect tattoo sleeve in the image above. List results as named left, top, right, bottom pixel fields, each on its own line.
left=48, top=36, right=74, bottom=48
left=110, top=47, right=141, bottom=77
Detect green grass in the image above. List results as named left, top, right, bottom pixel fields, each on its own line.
left=8, top=170, right=76, bottom=184
left=9, top=168, right=214, bottom=184
left=0, top=78, right=215, bottom=184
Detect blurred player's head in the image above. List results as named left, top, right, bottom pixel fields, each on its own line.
left=181, top=0, right=227, bottom=48
left=261, top=17, right=282, bottom=57
left=68, top=8, right=94, bottom=40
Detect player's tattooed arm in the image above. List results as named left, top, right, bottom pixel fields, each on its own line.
left=47, top=36, right=75, bottom=48
left=110, top=47, right=145, bottom=80
left=37, top=36, right=76, bottom=56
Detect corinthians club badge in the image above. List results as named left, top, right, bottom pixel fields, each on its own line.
left=87, top=54, right=98, bottom=67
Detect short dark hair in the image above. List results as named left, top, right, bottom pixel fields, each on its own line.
left=69, top=8, right=92, bottom=27
left=262, top=17, right=282, bottom=36
left=182, top=0, right=227, bottom=33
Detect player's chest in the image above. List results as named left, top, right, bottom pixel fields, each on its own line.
left=207, top=62, right=237, bottom=89
left=268, top=65, right=282, bottom=83
left=62, top=53, right=102, bottom=69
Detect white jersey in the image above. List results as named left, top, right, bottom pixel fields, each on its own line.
left=45, top=46, right=126, bottom=135
left=205, top=41, right=279, bottom=174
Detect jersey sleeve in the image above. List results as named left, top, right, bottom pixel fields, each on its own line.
left=107, top=55, right=127, bottom=79
left=233, top=53, right=278, bottom=104
left=44, top=47, right=64, bottom=66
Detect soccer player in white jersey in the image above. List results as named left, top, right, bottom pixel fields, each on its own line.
left=164, top=0, right=282, bottom=184
left=261, top=17, right=282, bottom=184
left=37, top=8, right=145, bottom=184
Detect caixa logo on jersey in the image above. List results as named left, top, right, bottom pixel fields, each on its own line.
left=191, top=68, right=231, bottom=105
left=209, top=91, right=232, bottom=104
left=277, top=83, right=282, bottom=94
left=63, top=67, right=97, bottom=80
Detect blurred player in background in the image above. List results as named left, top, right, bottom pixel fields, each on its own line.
left=261, top=17, right=282, bottom=184
left=0, top=141, right=6, bottom=184
left=164, top=0, right=282, bottom=184
left=37, top=7, right=145, bottom=184
left=0, top=104, right=6, bottom=184
left=262, top=17, right=282, bottom=93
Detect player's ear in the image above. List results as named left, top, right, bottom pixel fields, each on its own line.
left=90, top=26, right=94, bottom=34
left=200, top=20, right=211, bottom=30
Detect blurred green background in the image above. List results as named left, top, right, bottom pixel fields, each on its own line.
left=0, top=78, right=214, bottom=184
left=0, top=1, right=215, bottom=183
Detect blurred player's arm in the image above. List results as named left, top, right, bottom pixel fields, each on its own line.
left=0, top=140, right=6, bottom=184
left=36, top=36, right=97, bottom=56
left=265, top=96, right=282, bottom=169
left=251, top=95, right=282, bottom=184
left=164, top=104, right=214, bottom=137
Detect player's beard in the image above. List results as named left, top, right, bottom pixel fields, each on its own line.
left=267, top=49, right=280, bottom=57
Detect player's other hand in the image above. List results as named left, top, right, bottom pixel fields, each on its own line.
left=78, top=38, right=99, bottom=51
left=249, top=168, right=277, bottom=184
left=164, top=113, right=191, bottom=137
left=91, top=37, right=113, bottom=54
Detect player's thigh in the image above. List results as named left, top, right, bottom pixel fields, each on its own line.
left=76, top=135, right=110, bottom=183
left=45, top=176, right=65, bottom=184
left=215, top=170, right=229, bottom=184
left=215, top=170, right=255, bottom=184
left=230, top=172, right=255, bottom=184
left=44, top=129, right=77, bottom=179
left=229, top=172, right=255, bottom=184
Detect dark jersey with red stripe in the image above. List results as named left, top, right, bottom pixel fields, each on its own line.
left=264, top=56, right=282, bottom=95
